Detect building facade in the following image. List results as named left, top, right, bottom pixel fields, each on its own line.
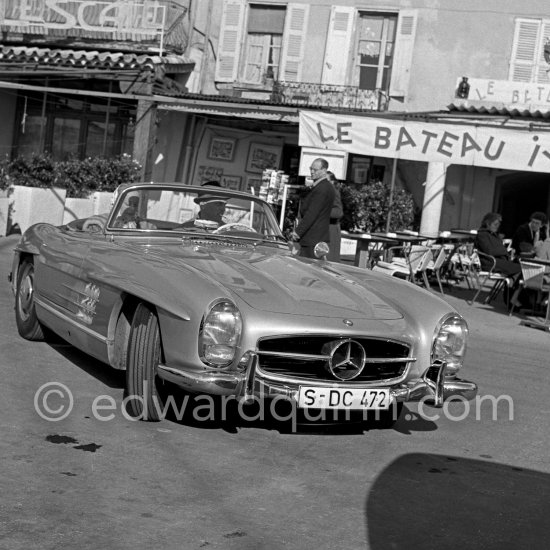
left=157, top=0, right=550, bottom=236
left=3, top=0, right=550, bottom=237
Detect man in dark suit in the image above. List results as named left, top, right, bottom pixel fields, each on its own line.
left=512, top=211, right=547, bottom=257
left=291, top=157, right=335, bottom=258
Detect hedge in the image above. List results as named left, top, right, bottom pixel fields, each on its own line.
left=0, top=154, right=142, bottom=198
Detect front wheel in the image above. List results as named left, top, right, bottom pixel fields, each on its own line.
left=15, top=260, right=45, bottom=341
left=125, top=303, right=166, bottom=421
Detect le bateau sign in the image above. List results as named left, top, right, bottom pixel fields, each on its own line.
left=299, top=110, right=550, bottom=173
left=3, top=0, right=164, bottom=37
left=463, top=77, right=550, bottom=108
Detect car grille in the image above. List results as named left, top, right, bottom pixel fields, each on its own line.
left=256, top=336, right=412, bottom=383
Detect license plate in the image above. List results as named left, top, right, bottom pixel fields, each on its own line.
left=297, top=387, right=391, bottom=410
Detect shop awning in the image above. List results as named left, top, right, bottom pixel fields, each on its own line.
left=159, top=98, right=299, bottom=123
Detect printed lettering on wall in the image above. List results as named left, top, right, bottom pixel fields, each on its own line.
left=3, top=0, right=165, bottom=38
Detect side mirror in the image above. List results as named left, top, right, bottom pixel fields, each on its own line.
left=288, top=241, right=300, bottom=255
left=314, top=242, right=330, bottom=259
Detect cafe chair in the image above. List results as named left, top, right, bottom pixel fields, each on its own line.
left=450, top=243, right=477, bottom=289
left=467, top=250, right=511, bottom=306
left=512, top=261, right=550, bottom=331
left=426, top=244, right=454, bottom=295
left=373, top=244, right=433, bottom=288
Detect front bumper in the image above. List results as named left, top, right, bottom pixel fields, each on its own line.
left=158, top=356, right=477, bottom=408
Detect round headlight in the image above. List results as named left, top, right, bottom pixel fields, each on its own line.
left=432, top=313, right=468, bottom=376
left=199, top=301, right=242, bottom=367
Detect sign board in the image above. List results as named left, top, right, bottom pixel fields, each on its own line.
left=457, top=77, right=550, bottom=110
left=340, top=237, right=357, bottom=256
left=299, top=110, right=550, bottom=173
left=2, top=0, right=167, bottom=43
left=299, top=147, right=348, bottom=179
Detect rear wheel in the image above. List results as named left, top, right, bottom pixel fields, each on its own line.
left=125, top=303, right=165, bottom=421
left=15, top=260, right=45, bottom=341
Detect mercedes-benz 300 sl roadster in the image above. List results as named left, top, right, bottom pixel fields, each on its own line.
left=10, top=182, right=477, bottom=425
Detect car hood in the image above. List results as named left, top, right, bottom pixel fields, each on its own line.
left=151, top=242, right=403, bottom=320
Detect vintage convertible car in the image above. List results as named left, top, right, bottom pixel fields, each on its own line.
left=10, top=182, right=477, bottom=425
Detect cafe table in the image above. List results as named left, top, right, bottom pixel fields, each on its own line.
left=519, top=257, right=550, bottom=332
left=371, top=231, right=430, bottom=243
left=449, top=228, right=478, bottom=236
left=437, top=230, right=477, bottom=243
left=369, top=232, right=432, bottom=263
left=340, top=231, right=399, bottom=268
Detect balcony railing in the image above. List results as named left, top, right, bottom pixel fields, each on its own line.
left=270, top=81, right=388, bottom=111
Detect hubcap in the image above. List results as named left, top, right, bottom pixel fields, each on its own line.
left=18, top=270, right=34, bottom=322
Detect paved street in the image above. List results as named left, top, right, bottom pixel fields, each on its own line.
left=0, top=234, right=548, bottom=550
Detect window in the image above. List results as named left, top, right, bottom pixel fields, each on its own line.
left=354, top=13, right=397, bottom=91
left=242, top=5, right=285, bottom=84
left=322, top=7, right=416, bottom=98
left=510, top=19, right=550, bottom=82
left=215, top=0, right=309, bottom=84
left=14, top=91, right=135, bottom=160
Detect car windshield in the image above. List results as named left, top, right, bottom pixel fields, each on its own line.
left=107, top=184, right=285, bottom=240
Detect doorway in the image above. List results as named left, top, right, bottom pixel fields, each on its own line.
left=494, top=172, right=550, bottom=238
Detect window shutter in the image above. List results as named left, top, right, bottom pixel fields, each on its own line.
left=279, top=3, right=310, bottom=82
left=215, top=0, right=246, bottom=82
left=535, top=20, right=550, bottom=82
left=321, top=6, right=355, bottom=85
left=509, top=19, right=541, bottom=82
left=389, top=9, right=418, bottom=97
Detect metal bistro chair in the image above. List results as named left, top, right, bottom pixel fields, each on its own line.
left=426, top=244, right=454, bottom=295
left=467, top=250, right=511, bottom=306
left=449, top=242, right=476, bottom=289
left=510, top=261, right=550, bottom=331
left=373, top=244, right=433, bottom=289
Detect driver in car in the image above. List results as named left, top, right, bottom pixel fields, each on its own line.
left=180, top=183, right=228, bottom=228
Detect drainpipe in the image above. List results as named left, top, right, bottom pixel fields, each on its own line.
left=199, top=0, right=214, bottom=94
left=185, top=0, right=198, bottom=57
left=39, top=78, right=48, bottom=152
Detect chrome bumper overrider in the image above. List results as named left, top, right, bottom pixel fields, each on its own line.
left=157, top=358, right=477, bottom=408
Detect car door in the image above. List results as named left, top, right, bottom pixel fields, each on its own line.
left=34, top=226, right=91, bottom=319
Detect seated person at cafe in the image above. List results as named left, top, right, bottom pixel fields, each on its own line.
left=475, top=212, right=521, bottom=279
left=535, top=222, right=550, bottom=260
left=511, top=211, right=547, bottom=258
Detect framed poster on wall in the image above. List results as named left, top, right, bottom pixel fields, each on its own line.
left=195, top=165, right=223, bottom=185
left=220, top=175, right=242, bottom=190
left=246, top=143, right=282, bottom=173
left=208, top=137, right=236, bottom=161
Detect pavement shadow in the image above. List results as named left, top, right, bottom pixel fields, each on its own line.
left=164, top=394, right=437, bottom=436
left=47, top=337, right=125, bottom=389
left=365, top=453, right=549, bottom=550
